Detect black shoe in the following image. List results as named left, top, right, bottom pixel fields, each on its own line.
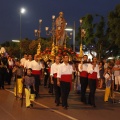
left=93, top=105, right=96, bottom=108
left=26, top=106, right=30, bottom=108
left=2, top=87, right=4, bottom=90
left=56, top=103, right=59, bottom=106
left=30, top=104, right=33, bottom=107
left=64, top=106, right=68, bottom=110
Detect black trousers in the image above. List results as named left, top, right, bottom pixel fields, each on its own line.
left=0, top=67, right=7, bottom=89
left=60, top=81, right=70, bottom=107
left=88, top=79, right=96, bottom=105
left=53, top=77, right=61, bottom=104
left=80, top=76, right=88, bottom=103
left=33, top=74, right=40, bottom=97
left=44, top=75, right=49, bottom=86
left=8, top=68, right=12, bottom=85
left=48, top=74, right=54, bottom=94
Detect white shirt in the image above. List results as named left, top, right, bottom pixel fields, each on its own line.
left=29, top=60, right=42, bottom=70
left=87, top=63, right=100, bottom=79
left=104, top=73, right=114, bottom=81
left=24, top=60, right=32, bottom=69
left=78, top=63, right=88, bottom=72
left=113, top=64, right=120, bottom=76
left=57, top=62, right=74, bottom=78
left=8, top=60, right=14, bottom=66
left=20, top=58, right=27, bottom=67
left=50, top=63, right=60, bottom=76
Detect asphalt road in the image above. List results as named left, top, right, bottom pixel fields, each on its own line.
left=0, top=81, right=120, bottom=120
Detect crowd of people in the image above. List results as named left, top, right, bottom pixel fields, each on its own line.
left=0, top=52, right=120, bottom=109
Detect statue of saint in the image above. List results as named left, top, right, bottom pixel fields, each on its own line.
left=55, top=12, right=66, bottom=46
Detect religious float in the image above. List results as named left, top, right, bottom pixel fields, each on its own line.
left=36, top=12, right=84, bottom=62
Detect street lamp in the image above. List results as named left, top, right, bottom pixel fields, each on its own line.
left=45, top=15, right=56, bottom=59
left=34, top=19, right=42, bottom=39
left=45, top=15, right=56, bottom=44
left=20, top=7, right=26, bottom=59
left=34, top=19, right=42, bottom=55
left=79, top=19, right=86, bottom=58
left=65, top=22, right=76, bottom=52
left=12, top=40, right=20, bottom=43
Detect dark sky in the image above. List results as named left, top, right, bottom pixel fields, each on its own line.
left=0, top=0, right=119, bottom=43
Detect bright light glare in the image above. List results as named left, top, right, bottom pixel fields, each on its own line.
left=12, top=40, right=20, bottom=42
left=20, top=8, right=26, bottom=14
left=65, top=28, right=73, bottom=31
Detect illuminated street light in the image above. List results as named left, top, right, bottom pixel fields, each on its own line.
left=65, top=22, right=75, bottom=52
left=20, top=7, right=26, bottom=59
left=12, top=40, right=20, bottom=42
left=34, top=19, right=42, bottom=38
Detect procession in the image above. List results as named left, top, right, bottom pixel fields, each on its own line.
left=0, top=1, right=120, bottom=119
left=0, top=11, right=120, bottom=111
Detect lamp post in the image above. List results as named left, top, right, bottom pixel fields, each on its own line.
left=79, top=19, right=86, bottom=59
left=34, top=19, right=42, bottom=39
left=34, top=19, right=42, bottom=55
left=65, top=22, right=76, bottom=52
left=20, top=8, right=26, bottom=59
left=45, top=15, right=56, bottom=60
left=45, top=15, right=56, bottom=44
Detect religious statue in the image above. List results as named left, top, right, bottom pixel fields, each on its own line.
left=55, top=12, right=66, bottom=47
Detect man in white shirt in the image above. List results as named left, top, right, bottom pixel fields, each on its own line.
left=78, top=55, right=88, bottom=104
left=57, top=55, right=75, bottom=109
left=87, top=57, right=100, bottom=107
left=20, top=54, right=28, bottom=67
left=24, top=54, right=33, bottom=74
left=50, top=56, right=61, bottom=106
left=29, top=54, right=42, bottom=98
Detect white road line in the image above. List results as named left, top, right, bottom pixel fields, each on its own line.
left=5, top=89, right=78, bottom=120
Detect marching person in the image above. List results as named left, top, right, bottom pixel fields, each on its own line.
left=29, top=54, right=42, bottom=98
left=104, top=67, right=114, bottom=102
left=12, top=60, right=24, bottom=98
left=24, top=54, right=33, bottom=75
left=98, top=61, right=105, bottom=89
left=87, top=57, right=100, bottom=107
left=113, top=60, right=120, bottom=91
left=7, top=56, right=14, bottom=85
left=57, top=54, right=75, bottom=109
left=24, top=68, right=36, bottom=108
left=0, top=53, right=8, bottom=89
left=78, top=55, right=88, bottom=104
left=50, top=56, right=61, bottom=106
left=20, top=54, right=28, bottom=67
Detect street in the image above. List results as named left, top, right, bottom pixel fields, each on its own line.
left=0, top=81, right=120, bottom=120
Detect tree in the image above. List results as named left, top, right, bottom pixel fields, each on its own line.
left=76, top=11, right=120, bottom=60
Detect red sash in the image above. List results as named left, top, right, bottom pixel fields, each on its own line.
left=9, top=65, right=13, bottom=69
left=88, top=72, right=97, bottom=80
left=47, top=67, right=50, bottom=73
left=60, top=74, right=72, bottom=90
left=53, top=73, right=57, bottom=78
left=32, top=70, right=41, bottom=75
left=60, top=74, right=72, bottom=82
left=80, top=71, right=88, bottom=77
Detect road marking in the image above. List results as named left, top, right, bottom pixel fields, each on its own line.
left=5, top=89, right=78, bottom=120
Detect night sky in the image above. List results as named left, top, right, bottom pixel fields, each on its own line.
left=0, top=0, right=119, bottom=43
